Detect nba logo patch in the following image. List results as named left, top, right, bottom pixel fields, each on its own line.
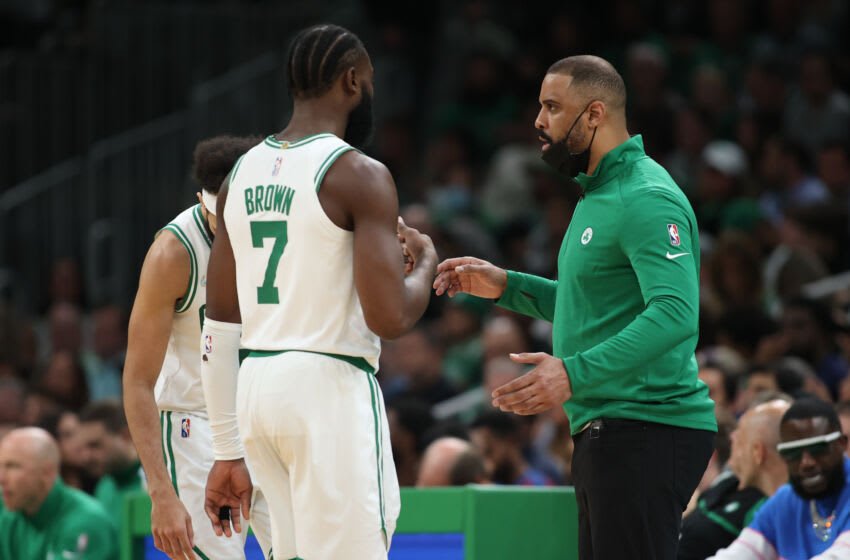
left=181, top=418, right=191, bottom=438
left=272, top=156, right=282, bottom=177
left=77, top=533, right=89, bottom=552
left=667, top=224, right=681, bottom=246
left=204, top=334, right=212, bottom=354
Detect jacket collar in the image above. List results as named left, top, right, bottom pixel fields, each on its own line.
left=574, top=134, right=646, bottom=193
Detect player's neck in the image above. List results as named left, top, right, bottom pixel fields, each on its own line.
left=280, top=102, right=347, bottom=142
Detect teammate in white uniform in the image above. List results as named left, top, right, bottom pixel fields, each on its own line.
left=200, top=24, right=438, bottom=560
left=124, top=136, right=272, bottom=560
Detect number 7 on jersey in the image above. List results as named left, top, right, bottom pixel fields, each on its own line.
left=251, top=220, right=288, bottom=304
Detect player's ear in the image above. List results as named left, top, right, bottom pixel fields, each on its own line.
left=195, top=191, right=203, bottom=206
left=342, top=66, right=358, bottom=96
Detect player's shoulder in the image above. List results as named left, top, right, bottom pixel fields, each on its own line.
left=326, top=150, right=394, bottom=193
left=149, top=224, right=193, bottom=272
left=336, top=150, right=392, bottom=181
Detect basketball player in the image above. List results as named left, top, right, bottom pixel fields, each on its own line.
left=200, top=24, right=437, bottom=560
left=124, top=136, right=272, bottom=560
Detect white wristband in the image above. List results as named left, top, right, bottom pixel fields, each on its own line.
left=200, top=317, right=245, bottom=460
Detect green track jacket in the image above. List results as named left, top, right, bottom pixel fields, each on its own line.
left=498, top=135, right=717, bottom=434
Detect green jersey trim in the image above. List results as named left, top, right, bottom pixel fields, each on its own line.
left=264, top=133, right=335, bottom=149
left=314, top=146, right=355, bottom=192
left=193, top=546, right=211, bottom=560
left=160, top=411, right=180, bottom=497
left=366, top=372, right=387, bottom=535
left=192, top=205, right=212, bottom=248
left=160, top=225, right=198, bottom=314
left=239, top=348, right=374, bottom=374
left=228, top=154, right=246, bottom=185
left=159, top=411, right=169, bottom=491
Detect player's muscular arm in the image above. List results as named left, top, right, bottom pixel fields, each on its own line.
left=205, top=180, right=240, bottom=323
left=322, top=152, right=437, bottom=340
left=123, top=232, right=189, bottom=499
left=202, top=180, right=252, bottom=538
left=123, top=232, right=197, bottom=558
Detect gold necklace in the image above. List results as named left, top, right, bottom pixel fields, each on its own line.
left=809, top=500, right=836, bottom=542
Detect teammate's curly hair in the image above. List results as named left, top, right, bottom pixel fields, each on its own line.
left=192, top=135, right=261, bottom=194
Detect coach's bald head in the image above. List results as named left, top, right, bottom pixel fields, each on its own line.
left=416, top=437, right=471, bottom=487
left=0, top=427, right=61, bottom=515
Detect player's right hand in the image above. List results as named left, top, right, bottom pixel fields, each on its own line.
left=204, top=459, right=253, bottom=538
left=433, top=257, right=507, bottom=299
left=398, top=217, right=436, bottom=268
left=151, top=492, right=194, bottom=560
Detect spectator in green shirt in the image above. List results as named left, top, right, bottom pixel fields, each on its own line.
left=78, top=400, right=143, bottom=522
left=0, top=427, right=117, bottom=559
left=434, top=55, right=716, bottom=560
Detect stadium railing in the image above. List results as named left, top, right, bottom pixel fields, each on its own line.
left=0, top=51, right=286, bottom=312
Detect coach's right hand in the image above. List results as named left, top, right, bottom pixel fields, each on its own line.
left=433, top=257, right=507, bottom=299
left=151, top=492, right=194, bottom=560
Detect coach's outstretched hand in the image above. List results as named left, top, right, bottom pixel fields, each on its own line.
left=204, top=459, right=252, bottom=538
left=492, top=352, right=573, bottom=415
left=432, top=257, right=507, bottom=299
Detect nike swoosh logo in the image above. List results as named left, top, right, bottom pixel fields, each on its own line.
left=666, top=251, right=690, bottom=260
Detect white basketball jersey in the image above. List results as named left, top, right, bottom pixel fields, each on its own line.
left=154, top=204, right=212, bottom=415
left=225, top=133, right=381, bottom=368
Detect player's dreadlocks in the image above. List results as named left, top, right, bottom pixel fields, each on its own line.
left=286, top=24, right=367, bottom=99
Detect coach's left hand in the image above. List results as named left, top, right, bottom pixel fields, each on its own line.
left=492, top=353, right=572, bottom=415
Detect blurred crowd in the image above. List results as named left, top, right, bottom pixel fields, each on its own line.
left=1, top=0, right=850, bottom=553
left=373, top=0, right=850, bottom=491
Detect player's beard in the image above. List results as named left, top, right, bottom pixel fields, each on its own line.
left=344, top=88, right=374, bottom=149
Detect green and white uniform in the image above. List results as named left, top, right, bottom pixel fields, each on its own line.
left=154, top=205, right=272, bottom=560
left=155, top=204, right=213, bottom=414
left=0, top=479, right=118, bottom=559
left=225, top=133, right=399, bottom=560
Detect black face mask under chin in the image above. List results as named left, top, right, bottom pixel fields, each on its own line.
left=541, top=105, right=597, bottom=179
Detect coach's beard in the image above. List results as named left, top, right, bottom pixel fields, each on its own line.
left=541, top=104, right=596, bottom=179
left=345, top=88, right=374, bottom=149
